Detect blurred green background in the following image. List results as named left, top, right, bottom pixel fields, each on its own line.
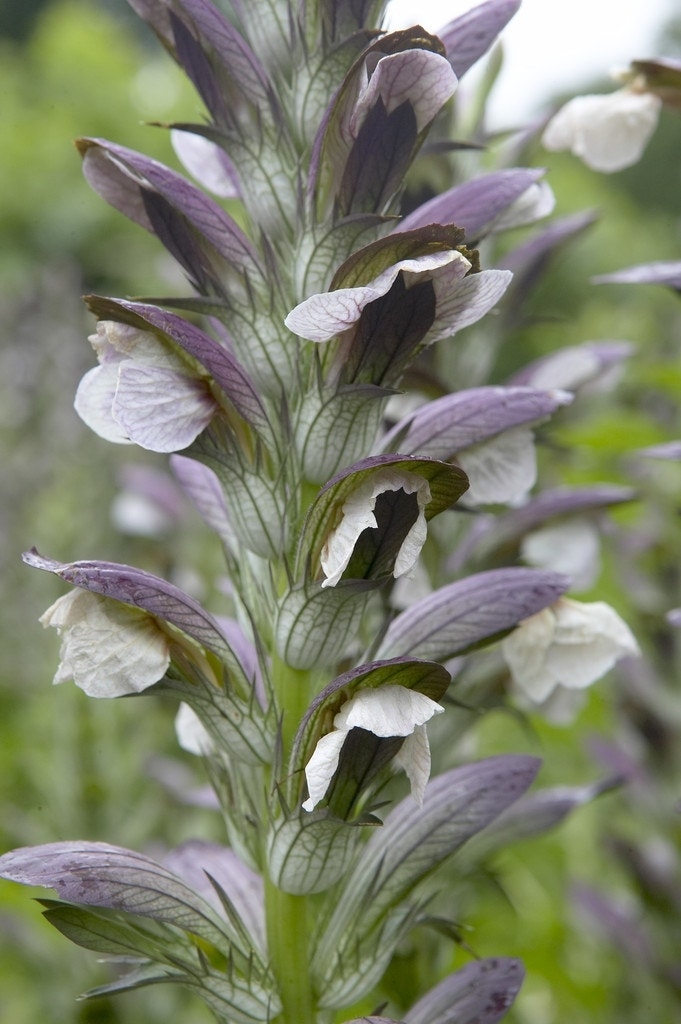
left=2, top=2, right=681, bottom=1021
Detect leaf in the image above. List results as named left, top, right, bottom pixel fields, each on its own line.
left=275, top=582, right=372, bottom=670
left=0, top=842, right=249, bottom=956
left=376, top=568, right=569, bottom=661
left=314, top=756, right=539, bottom=1001
left=267, top=811, right=371, bottom=895
left=404, top=957, right=525, bottom=1024
left=39, top=900, right=179, bottom=961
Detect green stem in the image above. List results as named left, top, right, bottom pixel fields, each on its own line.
left=271, top=652, right=315, bottom=758
left=266, top=880, right=315, bottom=1024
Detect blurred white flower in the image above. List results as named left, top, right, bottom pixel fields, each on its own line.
left=175, top=703, right=214, bottom=756
left=521, top=519, right=601, bottom=592
left=40, top=590, right=171, bottom=698
left=501, top=597, right=639, bottom=705
left=542, top=88, right=661, bottom=172
left=302, top=684, right=444, bottom=812
left=458, top=425, right=536, bottom=506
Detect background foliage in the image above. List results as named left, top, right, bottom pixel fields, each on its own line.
left=2, top=2, right=681, bottom=1021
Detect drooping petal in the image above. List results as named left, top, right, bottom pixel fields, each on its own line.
left=391, top=724, right=431, bottom=806
left=112, top=363, right=218, bottom=451
left=75, top=364, right=132, bottom=445
left=429, top=267, right=512, bottom=341
left=521, top=519, right=601, bottom=591
left=40, top=590, right=171, bottom=698
left=175, top=702, right=214, bottom=755
left=302, top=730, right=348, bottom=812
left=336, top=684, right=443, bottom=736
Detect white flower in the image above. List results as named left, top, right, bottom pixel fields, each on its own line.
left=320, top=468, right=431, bottom=588
left=75, top=321, right=217, bottom=452
left=457, top=425, right=536, bottom=506
left=40, top=590, right=171, bottom=698
left=542, top=88, right=661, bottom=173
left=175, top=703, right=214, bottom=756
left=521, top=519, right=601, bottom=592
left=302, top=684, right=444, bottom=812
left=501, top=597, right=639, bottom=705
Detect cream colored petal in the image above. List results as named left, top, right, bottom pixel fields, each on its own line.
left=392, top=724, right=432, bottom=805
left=335, top=684, right=444, bottom=737
left=302, top=729, right=348, bottom=812
left=175, top=702, right=214, bottom=755
left=74, top=364, right=133, bottom=445
left=40, top=590, right=170, bottom=698
left=501, top=606, right=558, bottom=702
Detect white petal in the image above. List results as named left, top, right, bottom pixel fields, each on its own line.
left=521, top=519, right=600, bottom=591
left=391, top=724, right=431, bottom=805
left=501, top=606, right=558, bottom=702
left=458, top=426, right=536, bottom=505
left=74, top=364, right=133, bottom=445
left=393, top=507, right=428, bottom=578
left=40, top=590, right=170, bottom=698
left=335, top=684, right=444, bottom=737
left=542, top=89, right=661, bottom=172
left=302, top=729, right=347, bottom=812
left=97, top=320, right=187, bottom=371
left=113, top=363, right=218, bottom=452
left=430, top=268, right=512, bottom=342
left=175, top=703, right=214, bottom=755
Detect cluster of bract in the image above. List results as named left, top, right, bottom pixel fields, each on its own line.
left=0, top=2, right=641, bottom=1022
